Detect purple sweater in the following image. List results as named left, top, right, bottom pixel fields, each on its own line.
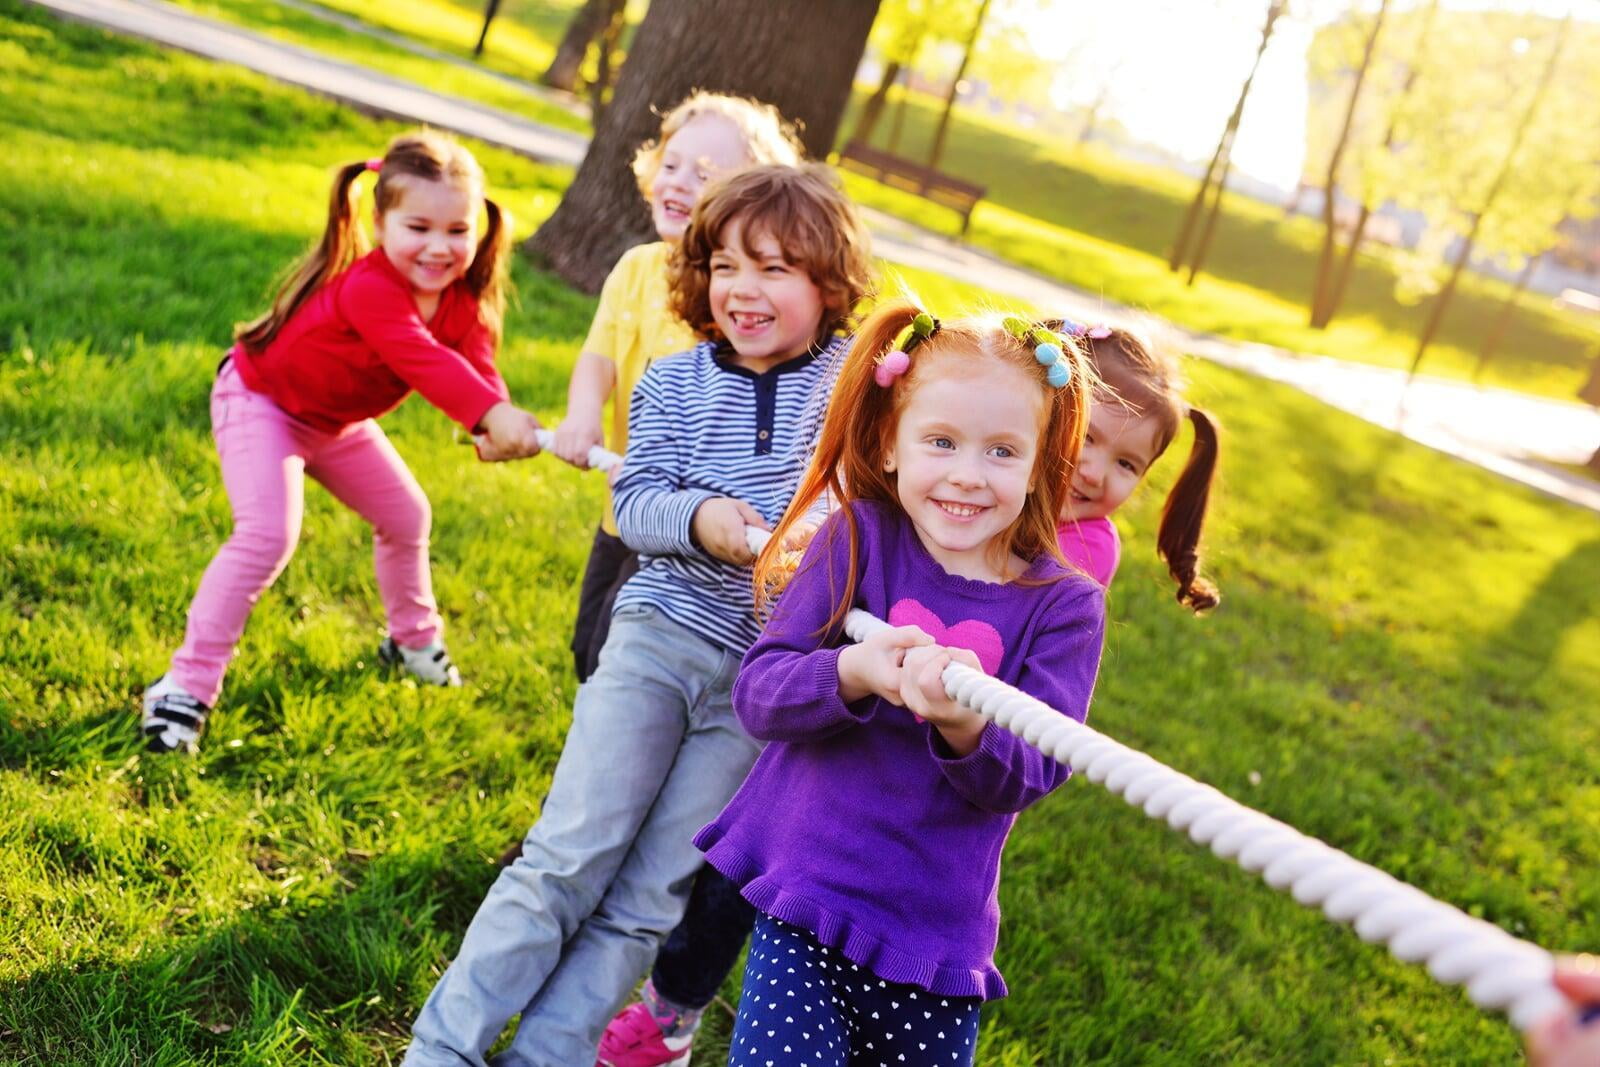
left=695, top=500, right=1106, bottom=1000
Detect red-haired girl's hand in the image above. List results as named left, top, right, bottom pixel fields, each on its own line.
left=837, top=625, right=934, bottom=706
left=900, top=645, right=986, bottom=756
left=1527, top=956, right=1600, bottom=1067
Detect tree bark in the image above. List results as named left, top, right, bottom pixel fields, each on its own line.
left=1185, top=150, right=1236, bottom=286
left=474, top=0, right=501, bottom=59
left=926, top=0, right=992, bottom=173
left=542, top=0, right=615, bottom=91
left=587, top=0, right=627, bottom=125
left=1313, top=0, right=1438, bottom=328
left=1410, top=14, right=1571, bottom=380
left=1473, top=253, right=1539, bottom=380
left=1309, top=0, right=1390, bottom=327
left=527, top=0, right=882, bottom=293
left=1170, top=0, right=1284, bottom=273
left=851, top=59, right=902, bottom=147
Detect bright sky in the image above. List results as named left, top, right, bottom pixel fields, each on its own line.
left=1028, top=0, right=1600, bottom=192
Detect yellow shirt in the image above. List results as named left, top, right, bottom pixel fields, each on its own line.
left=582, top=241, right=700, bottom=534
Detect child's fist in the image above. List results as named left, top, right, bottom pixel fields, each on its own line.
left=692, top=497, right=769, bottom=565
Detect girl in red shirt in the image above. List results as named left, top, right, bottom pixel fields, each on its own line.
left=142, top=130, right=543, bottom=754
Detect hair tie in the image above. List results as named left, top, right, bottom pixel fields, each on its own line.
left=873, top=311, right=938, bottom=388
left=365, top=157, right=384, bottom=173
left=1059, top=318, right=1112, bottom=341
left=1004, top=316, right=1074, bottom=389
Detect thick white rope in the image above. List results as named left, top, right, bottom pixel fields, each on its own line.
left=525, top=432, right=1567, bottom=1032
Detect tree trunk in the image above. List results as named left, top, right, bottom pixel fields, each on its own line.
left=1170, top=0, right=1284, bottom=273
left=527, top=0, right=882, bottom=293
left=1314, top=0, right=1437, bottom=328
left=473, top=0, right=501, bottom=59
left=1473, top=254, right=1539, bottom=380
left=852, top=59, right=902, bottom=147
left=1309, top=0, right=1390, bottom=327
left=1409, top=14, right=1571, bottom=380
left=927, top=0, right=993, bottom=173
left=587, top=0, right=627, bottom=125
left=1316, top=201, right=1370, bottom=329
left=1185, top=150, right=1236, bottom=286
left=542, top=0, right=615, bottom=91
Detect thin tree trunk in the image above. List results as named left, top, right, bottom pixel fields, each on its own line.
left=1283, top=180, right=1306, bottom=217
left=1314, top=0, right=1439, bottom=328
left=927, top=0, right=993, bottom=173
left=1310, top=0, right=1390, bottom=327
left=851, top=59, right=902, bottom=147
left=1186, top=150, right=1236, bottom=286
left=587, top=0, right=626, bottom=126
left=1319, top=201, right=1371, bottom=328
left=1170, top=0, right=1284, bottom=273
left=1473, top=254, right=1540, bottom=380
left=527, top=0, right=881, bottom=292
left=474, top=0, right=501, bottom=59
left=542, top=0, right=614, bottom=91
left=1410, top=14, right=1571, bottom=379
left=887, top=39, right=923, bottom=156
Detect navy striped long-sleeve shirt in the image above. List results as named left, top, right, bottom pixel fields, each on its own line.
left=612, top=337, right=845, bottom=654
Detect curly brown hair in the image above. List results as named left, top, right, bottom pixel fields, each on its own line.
left=669, top=163, right=875, bottom=346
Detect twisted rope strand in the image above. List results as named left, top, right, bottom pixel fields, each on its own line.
left=532, top=436, right=1565, bottom=1032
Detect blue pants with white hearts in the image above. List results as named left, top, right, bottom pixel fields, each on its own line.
left=726, top=915, right=980, bottom=1067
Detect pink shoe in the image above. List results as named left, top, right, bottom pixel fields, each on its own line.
left=594, top=1002, right=693, bottom=1067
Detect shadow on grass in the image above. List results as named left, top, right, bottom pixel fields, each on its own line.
left=0, top=842, right=496, bottom=1064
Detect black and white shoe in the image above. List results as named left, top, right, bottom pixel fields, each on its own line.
left=377, top=637, right=462, bottom=687
left=142, top=675, right=210, bottom=754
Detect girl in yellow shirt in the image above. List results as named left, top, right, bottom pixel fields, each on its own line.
left=550, top=91, right=802, bottom=681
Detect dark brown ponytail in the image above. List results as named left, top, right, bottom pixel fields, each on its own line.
left=1156, top=407, right=1220, bottom=613
left=235, top=160, right=370, bottom=351
left=464, top=195, right=513, bottom=340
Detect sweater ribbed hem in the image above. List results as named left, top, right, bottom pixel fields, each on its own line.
left=694, top=825, right=1008, bottom=1001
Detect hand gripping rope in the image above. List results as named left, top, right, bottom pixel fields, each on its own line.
left=521, top=429, right=1569, bottom=1033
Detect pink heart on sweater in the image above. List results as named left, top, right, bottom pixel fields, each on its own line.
left=887, top=599, right=1005, bottom=674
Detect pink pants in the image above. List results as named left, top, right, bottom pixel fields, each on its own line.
left=168, top=360, right=442, bottom=705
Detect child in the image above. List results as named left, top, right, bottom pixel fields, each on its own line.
left=696, top=303, right=1107, bottom=1065
left=402, top=163, right=875, bottom=1067
left=140, top=131, right=544, bottom=754
left=554, top=91, right=801, bottom=684
left=1527, top=955, right=1600, bottom=1067
left=1053, top=321, right=1219, bottom=608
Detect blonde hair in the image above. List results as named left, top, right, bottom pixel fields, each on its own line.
left=236, top=130, right=512, bottom=351
left=631, top=91, right=803, bottom=199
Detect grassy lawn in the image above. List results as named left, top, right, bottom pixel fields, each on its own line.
left=153, top=0, right=1600, bottom=400
left=5, top=5, right=1600, bottom=1065
left=163, top=0, right=591, bottom=135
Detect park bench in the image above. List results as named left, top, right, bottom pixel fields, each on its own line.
left=836, top=140, right=986, bottom=237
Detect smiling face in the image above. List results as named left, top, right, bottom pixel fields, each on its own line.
left=885, top=354, right=1048, bottom=581
left=1061, top=395, right=1164, bottom=522
left=375, top=176, right=478, bottom=308
left=708, top=217, right=826, bottom=369
left=648, top=115, right=750, bottom=243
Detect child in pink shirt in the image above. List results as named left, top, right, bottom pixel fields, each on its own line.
left=1054, top=322, right=1220, bottom=611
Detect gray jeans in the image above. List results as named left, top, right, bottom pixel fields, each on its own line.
left=403, top=604, right=761, bottom=1066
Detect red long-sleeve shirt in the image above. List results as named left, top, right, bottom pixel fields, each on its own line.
left=230, top=249, right=509, bottom=433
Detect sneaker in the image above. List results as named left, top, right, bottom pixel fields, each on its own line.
left=142, top=675, right=210, bottom=754
left=595, top=1002, right=693, bottom=1067
left=377, top=637, right=462, bottom=687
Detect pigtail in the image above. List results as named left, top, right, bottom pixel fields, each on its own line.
left=235, top=160, right=370, bottom=352
left=1157, top=407, right=1220, bottom=613
left=754, top=300, right=923, bottom=633
left=465, top=195, right=513, bottom=339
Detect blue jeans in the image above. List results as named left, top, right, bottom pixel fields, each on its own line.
left=404, top=605, right=762, bottom=1067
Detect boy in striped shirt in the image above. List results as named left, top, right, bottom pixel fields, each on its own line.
left=404, top=165, right=874, bottom=1067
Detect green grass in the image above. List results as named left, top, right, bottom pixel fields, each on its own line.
left=5, top=5, right=1600, bottom=1064
left=155, top=0, right=1600, bottom=401
left=163, top=0, right=591, bottom=135
left=837, top=93, right=1600, bottom=400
